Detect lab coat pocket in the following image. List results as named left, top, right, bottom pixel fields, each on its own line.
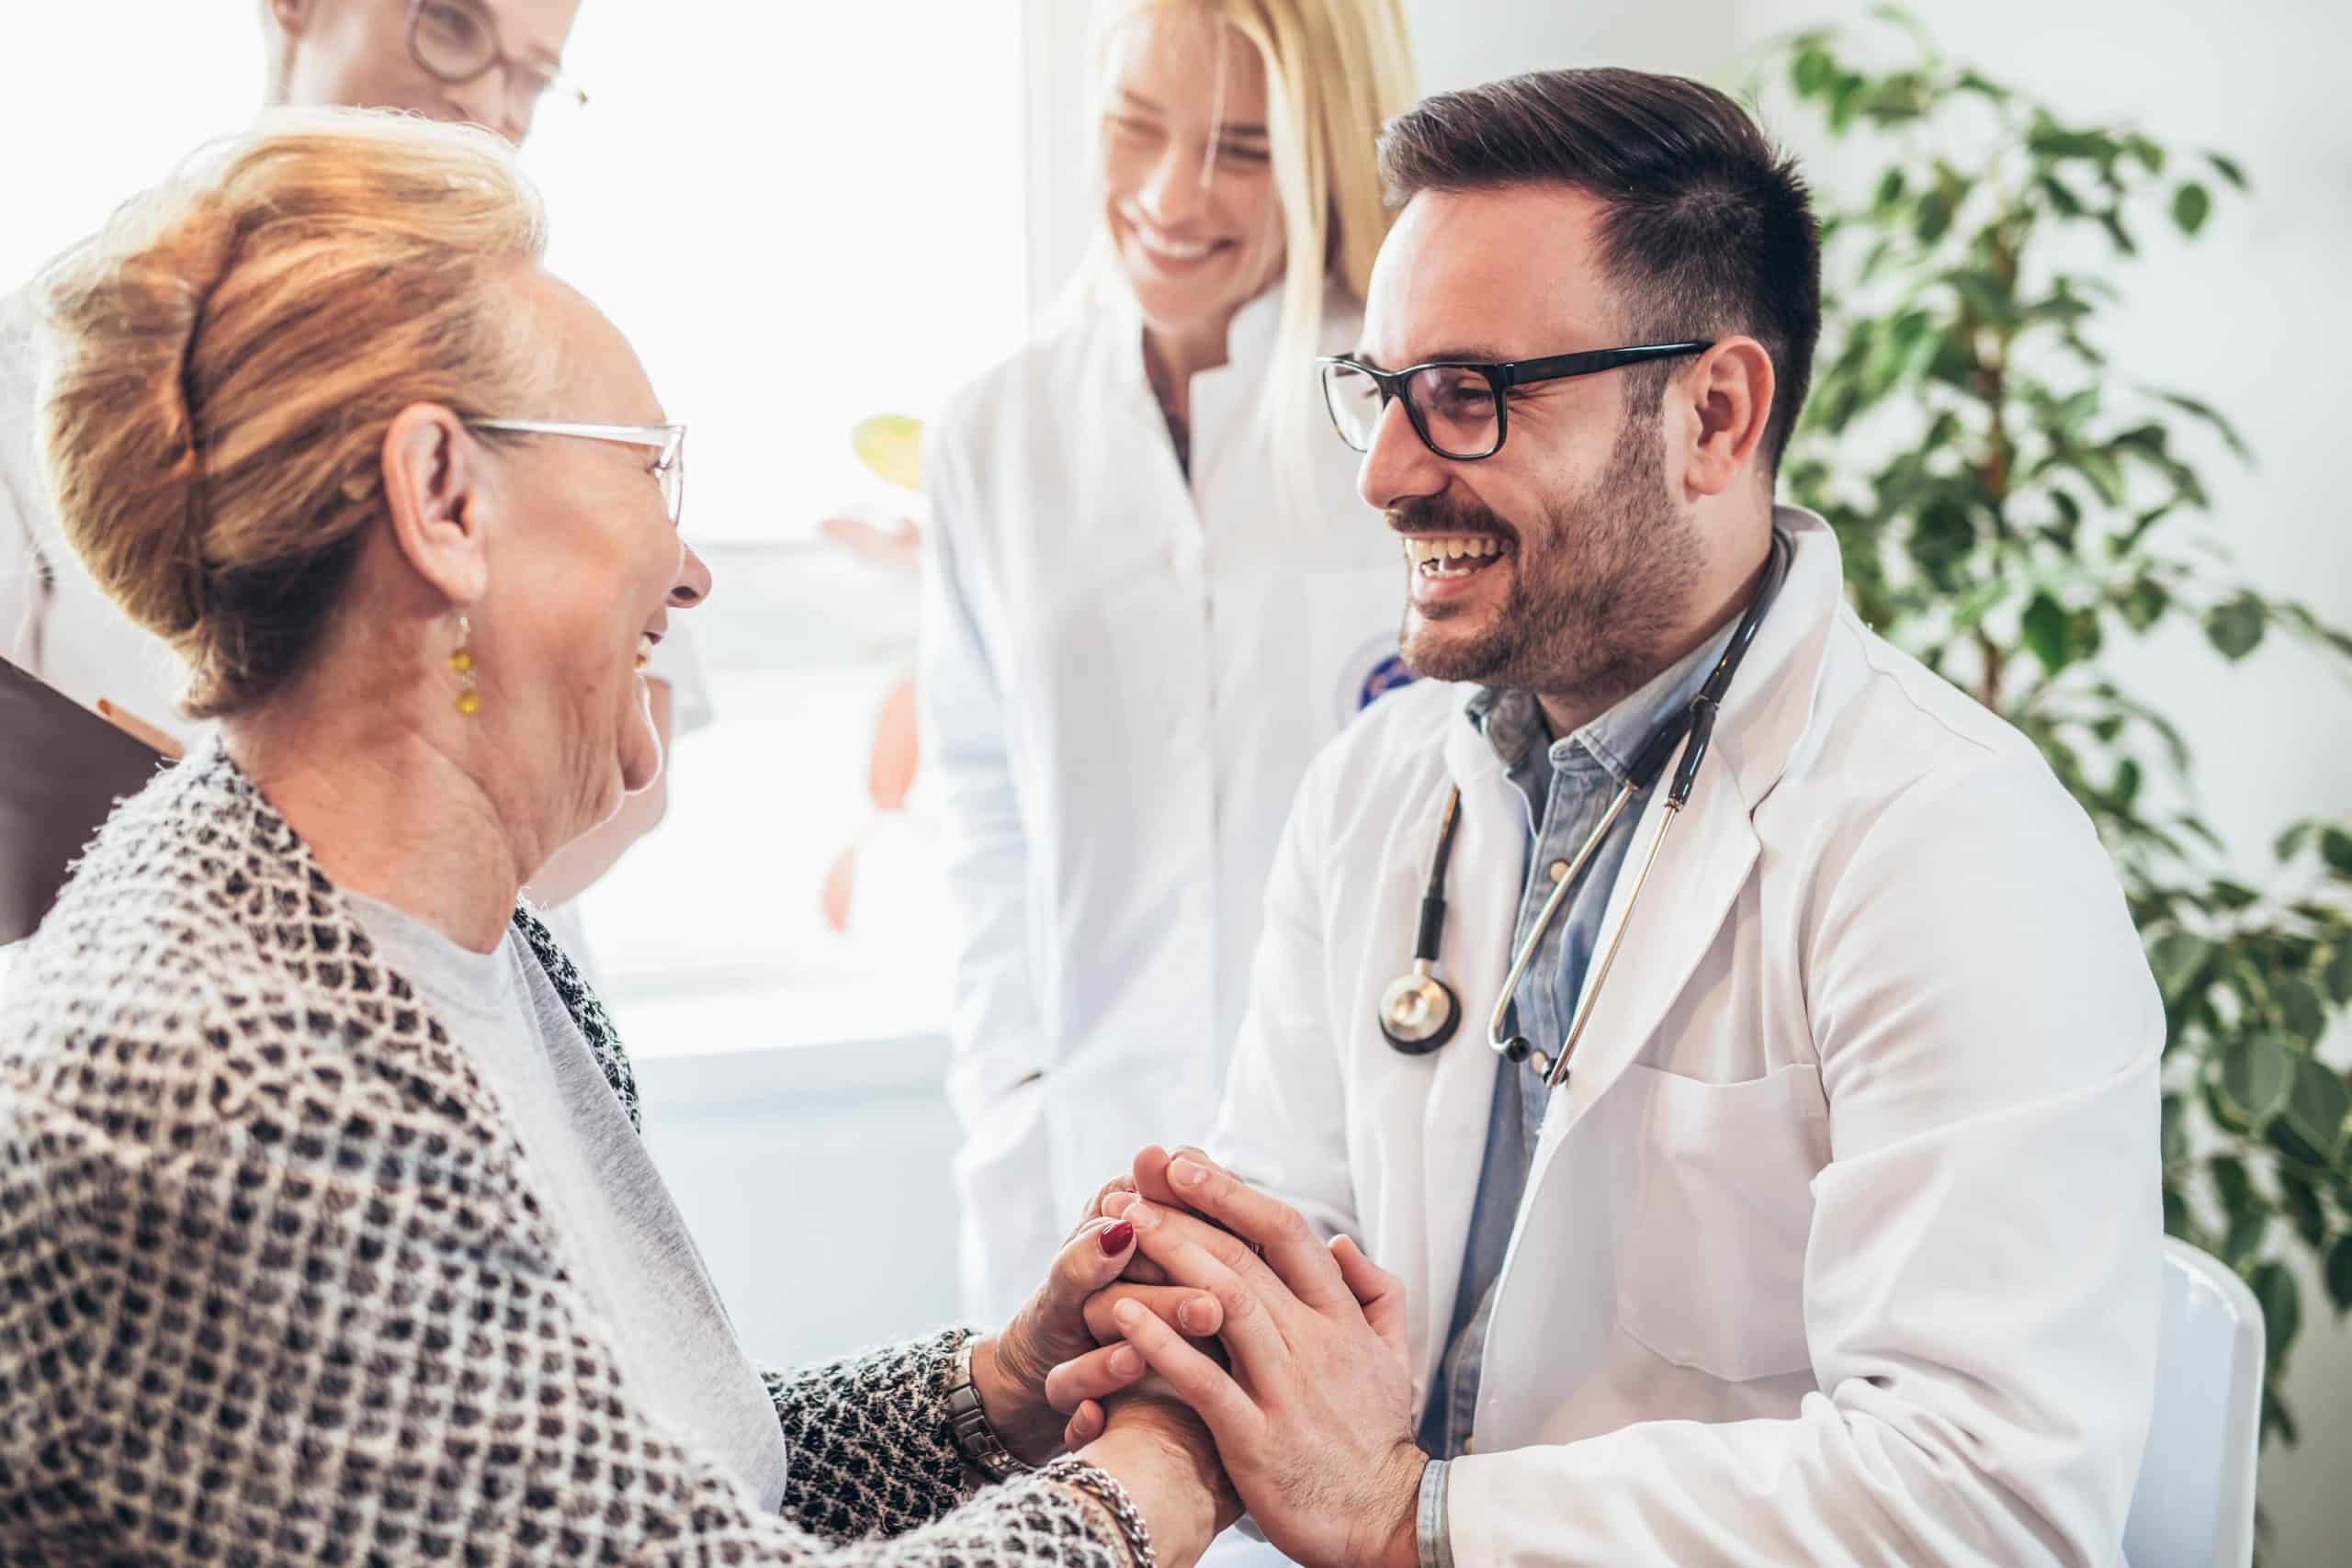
left=1616, top=1062, right=1828, bottom=1382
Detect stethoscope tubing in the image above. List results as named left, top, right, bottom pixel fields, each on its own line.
left=1483, top=777, right=1638, bottom=1066
left=1385, top=532, right=1793, bottom=1079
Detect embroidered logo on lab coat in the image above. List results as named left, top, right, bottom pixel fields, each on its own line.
left=1338, top=634, right=1417, bottom=726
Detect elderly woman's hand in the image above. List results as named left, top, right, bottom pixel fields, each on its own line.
left=968, top=1173, right=1229, bottom=1464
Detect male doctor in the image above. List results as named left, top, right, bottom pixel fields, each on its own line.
left=1075, top=68, right=2164, bottom=1568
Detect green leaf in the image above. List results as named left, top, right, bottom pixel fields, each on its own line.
left=2278, top=1168, right=2328, bottom=1249
left=2160, top=1093, right=2189, bottom=1166
left=2280, top=1055, right=2350, bottom=1158
left=2125, top=133, right=2165, bottom=175
left=2263, top=1384, right=2300, bottom=1446
left=2205, top=594, right=2267, bottom=660
left=2038, top=174, right=2088, bottom=218
left=2028, top=118, right=2117, bottom=162
left=2274, top=976, right=2328, bottom=1045
left=1949, top=267, right=2018, bottom=327
left=2150, top=931, right=2211, bottom=1000
left=2220, top=1032, right=2296, bottom=1122
left=2056, top=386, right=2101, bottom=434
left=1873, top=166, right=1908, bottom=211
left=2120, top=577, right=2170, bottom=632
left=2222, top=1204, right=2270, bottom=1267
left=2327, top=1234, right=2352, bottom=1314
left=2206, top=150, right=2250, bottom=191
left=2324, top=942, right=2352, bottom=1007
left=2072, top=448, right=2127, bottom=506
left=2021, top=592, right=2074, bottom=675
left=2152, top=389, right=2253, bottom=460
left=2276, top=820, right=2317, bottom=862
left=2267, top=1111, right=2333, bottom=1170
left=2210, top=879, right=2260, bottom=911
left=2322, top=827, right=2352, bottom=879
left=1915, top=188, right=1954, bottom=244
left=2210, top=1153, right=2256, bottom=1217
left=2172, top=182, right=2212, bottom=237
left=1791, top=45, right=1835, bottom=98
left=2098, top=209, right=2139, bottom=256
left=2071, top=606, right=2105, bottom=664
left=2249, top=1260, right=2301, bottom=1369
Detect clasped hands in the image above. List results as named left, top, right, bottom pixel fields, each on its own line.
left=982, top=1145, right=1427, bottom=1568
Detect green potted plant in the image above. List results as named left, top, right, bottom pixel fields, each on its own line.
left=1754, top=9, right=2352, bottom=1445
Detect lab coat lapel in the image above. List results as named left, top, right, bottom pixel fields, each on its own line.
left=1414, top=707, right=1524, bottom=1392
left=1543, top=508, right=1845, bottom=1136
left=1547, top=753, right=1758, bottom=1132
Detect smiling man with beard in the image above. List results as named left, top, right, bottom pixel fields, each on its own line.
left=1054, top=67, right=2164, bottom=1568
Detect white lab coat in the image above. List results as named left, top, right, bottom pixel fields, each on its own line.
left=921, top=281, right=1408, bottom=1325
left=1212, top=509, right=2165, bottom=1566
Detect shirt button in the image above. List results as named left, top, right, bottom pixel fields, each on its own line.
left=1549, top=860, right=1570, bottom=884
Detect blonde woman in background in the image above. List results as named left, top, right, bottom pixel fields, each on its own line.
left=921, top=0, right=1417, bottom=1343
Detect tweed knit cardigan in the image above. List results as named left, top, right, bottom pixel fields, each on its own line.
left=0, top=739, right=1139, bottom=1566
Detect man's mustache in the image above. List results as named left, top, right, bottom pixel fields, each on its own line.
left=1385, top=497, right=1520, bottom=547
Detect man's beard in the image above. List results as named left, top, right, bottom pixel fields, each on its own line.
left=1396, top=411, right=1702, bottom=713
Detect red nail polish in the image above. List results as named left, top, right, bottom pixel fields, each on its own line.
left=1100, top=1221, right=1135, bottom=1256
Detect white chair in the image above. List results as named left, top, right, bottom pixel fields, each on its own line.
left=2122, top=1238, right=2265, bottom=1568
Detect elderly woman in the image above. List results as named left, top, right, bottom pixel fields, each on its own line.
left=0, top=112, right=1230, bottom=1566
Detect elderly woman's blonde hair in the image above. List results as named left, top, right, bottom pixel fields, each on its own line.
left=1081, top=0, right=1417, bottom=460
left=36, top=108, right=553, bottom=718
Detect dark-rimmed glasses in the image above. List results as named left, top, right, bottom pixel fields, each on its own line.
left=408, top=0, right=587, bottom=117
left=1317, top=342, right=1713, bottom=461
left=467, top=420, right=687, bottom=528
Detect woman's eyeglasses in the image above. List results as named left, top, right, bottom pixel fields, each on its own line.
left=1317, top=342, right=1713, bottom=461
left=466, top=420, right=688, bottom=528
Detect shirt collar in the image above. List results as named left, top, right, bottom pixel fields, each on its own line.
left=1465, top=619, right=1740, bottom=785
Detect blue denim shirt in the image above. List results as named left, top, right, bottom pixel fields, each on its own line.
left=1415, top=626, right=1735, bottom=1568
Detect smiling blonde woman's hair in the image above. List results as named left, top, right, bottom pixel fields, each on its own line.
left=35, top=107, right=552, bottom=718
left=1084, top=0, right=1416, bottom=461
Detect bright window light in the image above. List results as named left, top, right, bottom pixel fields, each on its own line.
left=3, top=4, right=1035, bottom=1053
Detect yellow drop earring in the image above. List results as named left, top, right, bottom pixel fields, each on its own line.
left=450, top=612, right=481, bottom=716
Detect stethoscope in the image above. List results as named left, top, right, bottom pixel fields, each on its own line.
left=1375, top=532, right=1792, bottom=1090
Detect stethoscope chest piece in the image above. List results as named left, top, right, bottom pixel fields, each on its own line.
left=1378, top=960, right=1460, bottom=1055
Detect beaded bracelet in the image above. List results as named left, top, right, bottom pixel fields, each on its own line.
left=1040, top=1456, right=1159, bottom=1568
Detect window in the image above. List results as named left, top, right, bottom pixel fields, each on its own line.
left=538, top=6, right=1033, bottom=1054
left=2, top=5, right=1038, bottom=1054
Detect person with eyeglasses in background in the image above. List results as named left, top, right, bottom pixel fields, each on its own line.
left=0, top=0, right=712, bottom=976
left=918, top=0, right=1419, bottom=1382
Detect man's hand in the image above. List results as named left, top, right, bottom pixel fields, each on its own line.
left=1076, top=1153, right=1427, bottom=1568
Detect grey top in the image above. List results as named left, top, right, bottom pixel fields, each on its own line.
left=1416, top=620, right=1738, bottom=1568
left=347, top=888, right=793, bottom=1516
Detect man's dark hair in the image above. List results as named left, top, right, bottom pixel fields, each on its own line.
left=1379, top=68, right=1821, bottom=473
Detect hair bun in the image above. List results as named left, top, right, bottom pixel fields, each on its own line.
left=37, top=185, right=243, bottom=647
left=34, top=111, right=548, bottom=719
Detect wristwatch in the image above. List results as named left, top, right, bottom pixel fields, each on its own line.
left=946, top=1337, right=1031, bottom=1483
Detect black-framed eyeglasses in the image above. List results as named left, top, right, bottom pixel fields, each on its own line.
left=1317, top=342, right=1713, bottom=461
left=408, top=0, right=587, bottom=118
